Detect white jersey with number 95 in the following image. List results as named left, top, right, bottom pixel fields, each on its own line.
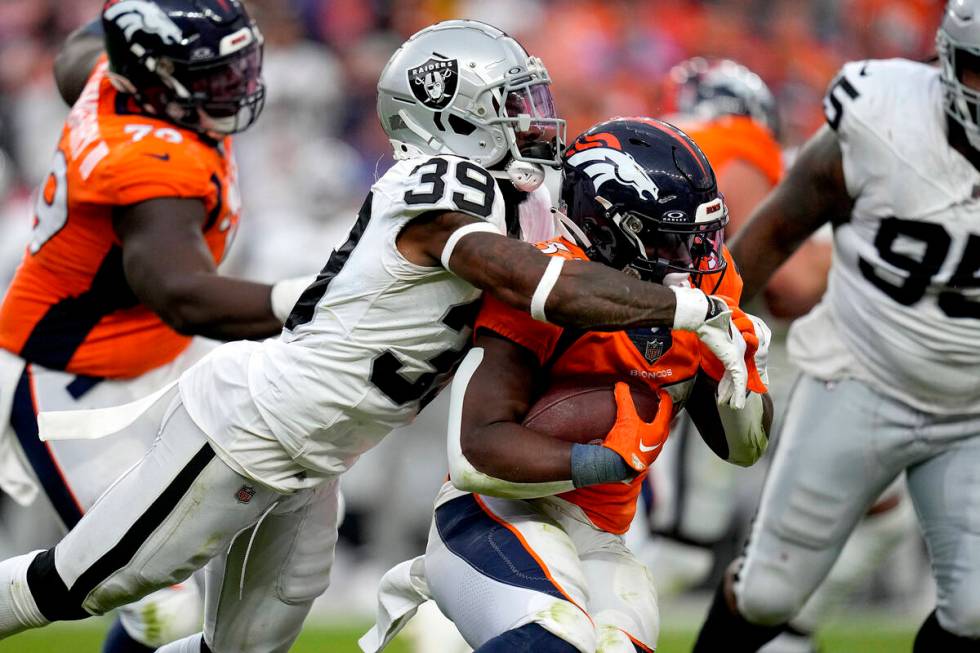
left=178, top=155, right=552, bottom=491
left=790, top=59, right=980, bottom=414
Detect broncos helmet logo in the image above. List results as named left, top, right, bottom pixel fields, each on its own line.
left=566, top=146, right=660, bottom=201
left=105, top=0, right=185, bottom=46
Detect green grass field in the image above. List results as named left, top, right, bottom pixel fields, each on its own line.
left=0, top=618, right=915, bottom=652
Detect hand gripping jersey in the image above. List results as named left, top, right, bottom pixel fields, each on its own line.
left=789, top=59, right=980, bottom=414
left=0, top=58, right=240, bottom=379
left=671, top=115, right=783, bottom=187
left=472, top=238, right=766, bottom=534
left=178, top=155, right=555, bottom=492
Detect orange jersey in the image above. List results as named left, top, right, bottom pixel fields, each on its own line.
left=671, top=115, right=783, bottom=187
left=0, top=57, right=241, bottom=379
left=475, top=238, right=765, bottom=534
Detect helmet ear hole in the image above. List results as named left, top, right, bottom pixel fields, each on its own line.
left=448, top=114, right=477, bottom=135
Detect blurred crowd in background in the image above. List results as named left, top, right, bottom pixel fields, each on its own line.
left=0, top=0, right=944, bottom=618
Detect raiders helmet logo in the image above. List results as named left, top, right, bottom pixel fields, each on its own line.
left=566, top=146, right=660, bottom=201
left=105, top=0, right=185, bottom=45
left=408, top=58, right=459, bottom=110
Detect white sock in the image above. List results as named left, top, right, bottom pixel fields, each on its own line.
left=0, top=551, right=49, bottom=639
left=156, top=632, right=205, bottom=652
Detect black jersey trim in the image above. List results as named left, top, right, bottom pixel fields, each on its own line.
left=285, top=192, right=373, bottom=330
left=19, top=246, right=140, bottom=371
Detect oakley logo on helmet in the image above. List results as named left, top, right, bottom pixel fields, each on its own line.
left=105, top=0, right=184, bottom=45
left=408, top=58, right=459, bottom=110
left=566, top=147, right=660, bottom=202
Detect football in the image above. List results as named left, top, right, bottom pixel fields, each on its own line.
left=522, top=382, right=662, bottom=445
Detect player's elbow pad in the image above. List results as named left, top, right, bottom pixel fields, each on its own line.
left=716, top=392, right=769, bottom=467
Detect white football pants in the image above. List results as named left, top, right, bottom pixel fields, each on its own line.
left=735, top=374, right=980, bottom=638
left=11, top=397, right=339, bottom=653
left=0, top=341, right=217, bottom=647
left=423, top=485, right=659, bottom=653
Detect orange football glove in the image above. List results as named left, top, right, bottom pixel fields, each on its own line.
left=602, top=383, right=674, bottom=473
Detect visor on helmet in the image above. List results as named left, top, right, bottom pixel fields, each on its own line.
left=164, top=41, right=266, bottom=135
left=615, top=202, right=728, bottom=282
left=504, top=83, right=563, bottom=163
left=487, top=57, right=566, bottom=168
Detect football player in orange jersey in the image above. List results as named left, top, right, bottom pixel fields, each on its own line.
left=635, top=58, right=796, bottom=603
left=360, top=119, right=772, bottom=653
left=666, top=57, right=831, bottom=318
left=0, top=2, right=311, bottom=651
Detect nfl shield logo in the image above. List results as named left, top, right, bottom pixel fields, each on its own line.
left=644, top=339, right=664, bottom=364
left=627, top=327, right=672, bottom=365
left=408, top=58, right=459, bottom=110
left=235, top=485, right=256, bottom=504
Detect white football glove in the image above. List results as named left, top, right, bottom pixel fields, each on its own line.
left=747, top=313, right=772, bottom=386
left=670, top=286, right=748, bottom=409
left=270, top=275, right=317, bottom=323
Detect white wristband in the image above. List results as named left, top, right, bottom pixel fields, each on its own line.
left=271, top=275, right=316, bottom=323
left=530, top=256, right=564, bottom=323
left=440, top=222, right=502, bottom=273
left=670, top=285, right=710, bottom=331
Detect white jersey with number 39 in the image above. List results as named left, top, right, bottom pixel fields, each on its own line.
left=178, top=155, right=552, bottom=491
left=789, top=59, right=980, bottom=414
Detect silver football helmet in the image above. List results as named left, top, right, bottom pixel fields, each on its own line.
left=938, top=0, right=980, bottom=148
left=377, top=20, right=565, bottom=189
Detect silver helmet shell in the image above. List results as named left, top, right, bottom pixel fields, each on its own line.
left=938, top=0, right=980, bottom=148
left=377, top=20, right=565, bottom=169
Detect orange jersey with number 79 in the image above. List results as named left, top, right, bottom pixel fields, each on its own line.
left=0, top=57, right=241, bottom=379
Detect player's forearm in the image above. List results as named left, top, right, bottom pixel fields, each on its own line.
left=715, top=392, right=772, bottom=467
left=153, top=274, right=282, bottom=340
left=688, top=373, right=772, bottom=466
left=732, top=126, right=851, bottom=302
left=729, top=204, right=801, bottom=302
left=540, top=260, right=677, bottom=330
left=450, top=234, right=678, bottom=330
left=462, top=424, right=574, bottom=484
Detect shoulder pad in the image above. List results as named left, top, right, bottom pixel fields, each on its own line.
left=824, top=59, right=936, bottom=134
left=87, top=125, right=216, bottom=206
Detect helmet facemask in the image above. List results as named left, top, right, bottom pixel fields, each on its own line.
left=476, top=58, right=566, bottom=191
left=115, top=30, right=266, bottom=137
left=489, top=59, right=566, bottom=168
left=939, top=29, right=980, bottom=149
left=607, top=198, right=729, bottom=286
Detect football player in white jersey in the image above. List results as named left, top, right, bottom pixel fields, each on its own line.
left=0, top=21, right=751, bottom=653
left=694, top=3, right=980, bottom=651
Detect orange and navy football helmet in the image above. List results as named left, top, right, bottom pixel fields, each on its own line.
left=560, top=118, right=728, bottom=285
left=102, top=0, right=265, bottom=135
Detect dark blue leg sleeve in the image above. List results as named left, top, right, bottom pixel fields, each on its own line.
left=473, top=623, right=580, bottom=653
left=102, top=618, right=155, bottom=653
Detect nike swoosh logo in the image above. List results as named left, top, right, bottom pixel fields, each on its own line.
left=145, top=153, right=171, bottom=161
left=638, top=441, right=662, bottom=453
